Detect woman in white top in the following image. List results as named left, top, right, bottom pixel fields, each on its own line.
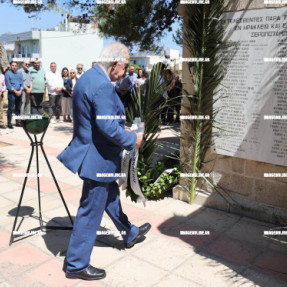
left=135, top=68, right=147, bottom=96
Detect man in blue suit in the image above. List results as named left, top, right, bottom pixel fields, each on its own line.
left=57, top=43, right=151, bottom=280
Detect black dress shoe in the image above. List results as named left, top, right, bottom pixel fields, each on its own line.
left=8, top=124, right=14, bottom=129
left=15, top=122, right=22, bottom=127
left=0, top=125, right=7, bottom=129
left=66, top=265, right=106, bottom=280
left=124, top=223, right=151, bottom=248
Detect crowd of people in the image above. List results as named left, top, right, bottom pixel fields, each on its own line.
left=0, top=59, right=182, bottom=129
left=0, top=61, right=87, bottom=129
left=115, top=64, right=182, bottom=124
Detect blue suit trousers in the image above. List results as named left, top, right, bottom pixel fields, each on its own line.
left=7, top=92, right=22, bottom=125
left=66, top=179, right=139, bottom=273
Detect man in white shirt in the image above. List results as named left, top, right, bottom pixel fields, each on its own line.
left=46, top=62, right=64, bottom=123
left=76, top=64, right=84, bottom=79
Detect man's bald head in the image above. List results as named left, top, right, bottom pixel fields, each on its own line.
left=97, top=42, right=129, bottom=69
left=97, top=42, right=129, bottom=82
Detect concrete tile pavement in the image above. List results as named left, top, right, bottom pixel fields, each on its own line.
left=0, top=122, right=287, bottom=287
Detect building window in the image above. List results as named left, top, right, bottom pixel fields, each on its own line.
left=26, top=46, right=30, bottom=57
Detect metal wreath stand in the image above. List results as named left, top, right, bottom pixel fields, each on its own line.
left=9, top=116, right=73, bottom=246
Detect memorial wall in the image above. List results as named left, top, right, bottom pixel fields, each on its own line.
left=176, top=1, right=287, bottom=223
left=214, top=7, right=287, bottom=167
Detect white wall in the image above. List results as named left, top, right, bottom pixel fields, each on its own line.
left=40, top=29, right=103, bottom=73
left=131, top=53, right=183, bottom=72
left=170, top=49, right=180, bottom=59
left=131, top=55, right=166, bottom=71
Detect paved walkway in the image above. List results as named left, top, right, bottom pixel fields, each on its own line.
left=0, top=121, right=287, bottom=287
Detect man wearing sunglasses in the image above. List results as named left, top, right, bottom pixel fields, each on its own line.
left=58, top=43, right=150, bottom=281
left=76, top=64, right=84, bottom=79
left=19, top=60, right=32, bottom=115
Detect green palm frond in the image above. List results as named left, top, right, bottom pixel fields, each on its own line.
left=182, top=1, right=228, bottom=203
left=125, top=62, right=172, bottom=198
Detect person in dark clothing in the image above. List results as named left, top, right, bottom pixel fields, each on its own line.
left=149, top=63, right=167, bottom=123
left=61, top=67, right=73, bottom=122
left=115, top=74, right=133, bottom=112
left=166, top=73, right=182, bottom=123
left=5, top=61, right=23, bottom=128
left=173, top=75, right=183, bottom=122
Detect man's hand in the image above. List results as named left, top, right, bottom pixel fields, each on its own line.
left=15, top=90, right=22, bottom=97
left=136, top=133, right=144, bottom=148
left=55, top=87, right=62, bottom=94
left=125, top=126, right=131, bottom=132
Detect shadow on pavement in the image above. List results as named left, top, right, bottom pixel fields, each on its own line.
left=157, top=208, right=287, bottom=285
left=53, top=126, right=73, bottom=135
left=0, top=153, right=17, bottom=172
left=41, top=216, right=128, bottom=259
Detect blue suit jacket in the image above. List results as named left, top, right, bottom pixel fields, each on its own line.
left=57, top=65, right=137, bottom=182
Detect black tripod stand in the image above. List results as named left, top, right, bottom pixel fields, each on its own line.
left=9, top=118, right=74, bottom=246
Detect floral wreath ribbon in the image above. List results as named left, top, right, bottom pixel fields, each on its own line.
left=119, top=118, right=146, bottom=206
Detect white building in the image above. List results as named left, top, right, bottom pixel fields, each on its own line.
left=163, top=48, right=180, bottom=60
left=7, top=22, right=103, bottom=73
left=130, top=48, right=182, bottom=73
left=3, top=43, right=15, bottom=63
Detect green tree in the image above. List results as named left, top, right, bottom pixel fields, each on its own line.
left=172, top=21, right=183, bottom=47
left=92, top=0, right=180, bottom=51
left=4, top=0, right=180, bottom=51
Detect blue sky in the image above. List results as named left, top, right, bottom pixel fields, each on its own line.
left=0, top=2, right=182, bottom=53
